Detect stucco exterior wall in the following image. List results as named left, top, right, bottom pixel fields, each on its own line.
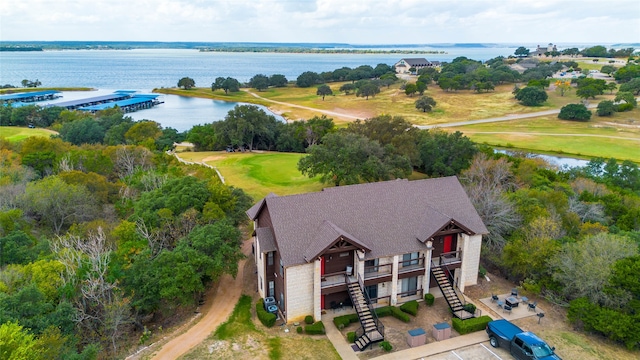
left=460, top=234, right=482, bottom=292
left=254, top=231, right=266, bottom=299
left=285, top=263, right=315, bottom=323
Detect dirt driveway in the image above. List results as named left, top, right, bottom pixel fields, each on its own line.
left=148, top=238, right=252, bottom=360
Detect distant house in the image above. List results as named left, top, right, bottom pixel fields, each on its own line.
left=531, top=43, right=558, bottom=57
left=248, top=176, right=488, bottom=337
left=394, top=58, right=440, bottom=74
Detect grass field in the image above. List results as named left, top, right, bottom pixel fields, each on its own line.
left=177, top=151, right=324, bottom=200
left=456, top=108, right=640, bottom=162
left=0, top=126, right=56, bottom=141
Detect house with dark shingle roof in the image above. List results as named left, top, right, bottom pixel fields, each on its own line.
left=394, top=58, right=439, bottom=74
left=247, top=177, right=487, bottom=324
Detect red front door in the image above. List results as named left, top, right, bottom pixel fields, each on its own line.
left=444, top=235, right=453, bottom=253
left=320, top=256, right=325, bottom=275
left=321, top=295, right=325, bottom=309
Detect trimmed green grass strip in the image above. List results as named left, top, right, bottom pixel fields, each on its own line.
left=268, top=337, right=282, bottom=360
left=214, top=294, right=256, bottom=340
left=0, top=126, right=55, bottom=142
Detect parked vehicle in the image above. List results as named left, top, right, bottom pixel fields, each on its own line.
left=486, top=319, right=561, bottom=360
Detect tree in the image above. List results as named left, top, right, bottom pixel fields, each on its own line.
left=514, top=46, right=530, bottom=57
left=415, top=96, right=436, bottom=112
left=596, top=100, right=616, bottom=116
left=177, top=77, right=195, bottom=90
left=316, top=84, right=332, bottom=100
left=186, top=123, right=217, bottom=151
left=415, top=81, right=427, bottom=95
left=619, top=78, right=640, bottom=95
left=300, top=115, right=335, bottom=146
left=514, top=86, right=548, bottom=106
left=59, top=118, right=105, bottom=145
left=124, top=121, right=162, bottom=146
left=216, top=105, right=278, bottom=151
left=339, top=83, right=356, bottom=95
left=0, top=322, right=42, bottom=360
left=600, top=65, right=616, bottom=75
left=576, top=86, right=601, bottom=100
left=605, top=82, right=617, bottom=94
left=20, top=176, right=98, bottom=234
left=297, top=132, right=411, bottom=186
left=558, top=104, right=592, bottom=121
left=417, top=130, right=478, bottom=177
left=296, top=71, right=322, bottom=88
left=356, top=82, right=380, bottom=100
left=221, top=77, right=241, bottom=94
left=555, top=80, right=572, bottom=96
left=249, top=74, right=269, bottom=91
left=614, top=91, right=637, bottom=107
left=268, top=74, right=288, bottom=87
left=550, top=233, right=638, bottom=305
left=404, top=83, right=417, bottom=97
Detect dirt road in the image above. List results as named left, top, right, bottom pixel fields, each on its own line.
left=149, top=239, right=252, bottom=360
left=244, top=90, right=362, bottom=120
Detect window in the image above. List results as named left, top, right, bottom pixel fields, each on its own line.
left=401, top=277, right=418, bottom=296
left=402, top=252, right=419, bottom=267
left=364, top=259, right=379, bottom=273
left=259, top=276, right=263, bottom=290
left=267, top=252, right=274, bottom=266
left=365, top=284, right=378, bottom=303
left=268, top=281, right=274, bottom=297
left=279, top=259, right=284, bottom=277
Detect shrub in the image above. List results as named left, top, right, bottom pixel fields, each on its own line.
left=463, top=303, right=477, bottom=314
left=255, top=299, right=276, bottom=328
left=347, top=331, right=356, bottom=343
left=304, top=315, right=314, bottom=324
left=375, top=306, right=410, bottom=322
left=305, top=321, right=326, bottom=335
left=514, top=86, right=548, bottom=106
left=379, top=341, right=393, bottom=352
left=400, top=300, right=419, bottom=316
left=452, top=315, right=492, bottom=335
left=478, top=265, right=487, bottom=277
left=296, top=326, right=303, bottom=334
left=558, top=103, right=591, bottom=121
left=616, top=103, right=634, bottom=112
left=424, top=293, right=435, bottom=306
left=596, top=100, right=615, bottom=116
left=333, top=313, right=359, bottom=328
left=375, top=306, right=392, bottom=317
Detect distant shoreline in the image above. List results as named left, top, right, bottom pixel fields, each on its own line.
left=199, top=48, right=447, bottom=54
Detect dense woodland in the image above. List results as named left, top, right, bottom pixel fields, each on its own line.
left=1, top=54, right=640, bottom=357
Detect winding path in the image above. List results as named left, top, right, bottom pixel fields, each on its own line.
left=148, top=239, right=252, bottom=360
left=244, top=90, right=362, bottom=120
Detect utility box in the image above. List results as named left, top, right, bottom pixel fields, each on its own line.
left=433, top=322, right=451, bottom=341
left=406, top=328, right=426, bottom=347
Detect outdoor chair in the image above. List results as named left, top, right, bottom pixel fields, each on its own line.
left=491, top=294, right=499, bottom=303
left=503, top=305, right=512, bottom=314
left=511, top=288, right=519, bottom=297
left=330, top=301, right=339, bottom=312
left=496, top=300, right=504, bottom=309
left=528, top=301, right=538, bottom=312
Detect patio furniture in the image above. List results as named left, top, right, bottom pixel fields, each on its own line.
left=432, top=323, right=451, bottom=341
left=503, top=305, right=512, bottom=314
left=407, top=328, right=427, bottom=347
left=496, top=300, right=505, bottom=309
left=521, top=296, right=529, bottom=304
left=505, top=296, right=520, bottom=307
left=511, top=288, right=519, bottom=297
left=491, top=294, right=499, bottom=303
left=537, top=312, right=545, bottom=324
left=528, top=301, right=538, bottom=312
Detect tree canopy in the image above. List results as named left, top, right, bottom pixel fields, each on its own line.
left=514, top=86, right=548, bottom=106
left=177, top=77, right=195, bottom=90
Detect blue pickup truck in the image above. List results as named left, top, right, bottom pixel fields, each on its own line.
left=486, top=319, right=561, bottom=360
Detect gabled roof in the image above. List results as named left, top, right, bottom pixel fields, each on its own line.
left=247, top=192, right=278, bottom=220
left=303, top=220, right=371, bottom=262
left=247, top=177, right=488, bottom=267
left=256, top=227, right=277, bottom=253
left=397, top=58, right=431, bottom=66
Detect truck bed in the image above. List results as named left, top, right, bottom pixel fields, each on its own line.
left=486, top=319, right=524, bottom=348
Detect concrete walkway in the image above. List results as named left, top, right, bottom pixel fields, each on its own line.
left=323, top=314, right=360, bottom=360
left=370, top=331, right=489, bottom=360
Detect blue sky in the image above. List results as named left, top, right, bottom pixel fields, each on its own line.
left=1, top=0, right=639, bottom=44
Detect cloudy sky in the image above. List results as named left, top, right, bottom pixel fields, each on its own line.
left=1, top=0, right=638, bottom=44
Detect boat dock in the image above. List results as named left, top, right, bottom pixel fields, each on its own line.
left=78, top=94, right=162, bottom=113
left=0, top=90, right=61, bottom=103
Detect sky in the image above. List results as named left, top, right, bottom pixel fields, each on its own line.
left=1, top=0, right=639, bottom=45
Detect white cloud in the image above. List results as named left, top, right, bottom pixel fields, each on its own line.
left=0, top=0, right=638, bottom=43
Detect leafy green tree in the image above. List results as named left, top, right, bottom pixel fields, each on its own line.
left=614, top=91, right=637, bottom=107
left=0, top=321, right=42, bottom=360
left=177, top=77, right=195, bottom=90
left=59, top=118, right=105, bottom=145
left=596, top=100, right=616, bottom=116
left=576, top=85, right=601, bottom=100
left=124, top=121, right=162, bottom=146
left=356, top=82, right=380, bottom=100
left=249, top=74, right=269, bottom=91
left=268, top=74, right=288, bottom=87
left=581, top=45, right=608, bottom=58
left=296, top=71, right=322, bottom=88
left=20, top=176, right=98, bottom=234
left=416, top=130, right=478, bottom=177
left=558, top=104, right=592, bottom=121
left=619, top=78, right=640, bottom=95
left=613, top=63, right=640, bottom=82
left=298, top=132, right=411, bottom=186
left=339, top=83, right=356, bottom=94
left=155, top=127, right=184, bottom=151
left=404, top=83, right=417, bottom=97
left=514, top=86, right=548, bottom=106
left=600, top=65, right=616, bottom=75
left=212, top=77, right=241, bottom=94
left=58, top=170, right=119, bottom=204
left=605, top=82, right=617, bottom=94
left=0, top=230, right=37, bottom=266
left=21, top=151, right=57, bottom=178
left=316, top=84, right=333, bottom=100
left=186, top=123, right=218, bottom=151
left=211, top=77, right=226, bottom=92
left=415, top=96, right=436, bottom=112
left=380, top=73, right=398, bottom=88
left=514, top=46, right=530, bottom=57
left=415, top=81, right=427, bottom=95
left=216, top=105, right=279, bottom=151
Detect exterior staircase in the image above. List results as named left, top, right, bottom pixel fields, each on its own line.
left=346, top=276, right=384, bottom=351
left=431, top=265, right=475, bottom=320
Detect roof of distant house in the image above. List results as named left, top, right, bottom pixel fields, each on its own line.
left=247, top=177, right=488, bottom=267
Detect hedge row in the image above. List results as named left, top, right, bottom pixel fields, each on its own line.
left=256, top=299, right=276, bottom=328
left=452, top=315, right=492, bottom=335
left=305, top=321, right=326, bottom=335
left=400, top=300, right=419, bottom=316
left=376, top=306, right=410, bottom=322
left=333, top=313, right=359, bottom=328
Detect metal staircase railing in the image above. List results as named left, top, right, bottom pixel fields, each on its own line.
left=345, top=274, right=384, bottom=350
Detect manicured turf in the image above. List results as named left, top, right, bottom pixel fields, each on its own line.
left=0, top=126, right=56, bottom=141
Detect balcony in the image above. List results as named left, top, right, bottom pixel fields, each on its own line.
left=363, top=263, right=392, bottom=280
left=437, top=251, right=462, bottom=266
left=398, top=256, right=426, bottom=274
left=321, top=271, right=354, bottom=289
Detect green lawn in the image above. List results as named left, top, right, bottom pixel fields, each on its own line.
left=177, top=151, right=325, bottom=200
left=0, top=126, right=56, bottom=142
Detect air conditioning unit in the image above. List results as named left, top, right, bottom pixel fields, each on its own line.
left=264, top=296, right=276, bottom=311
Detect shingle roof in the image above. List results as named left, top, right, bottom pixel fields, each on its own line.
left=303, top=220, right=371, bottom=262
left=256, top=227, right=277, bottom=253
left=399, top=58, right=430, bottom=67
left=247, top=177, right=487, bottom=267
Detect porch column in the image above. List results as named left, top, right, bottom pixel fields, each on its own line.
left=459, top=233, right=482, bottom=293
left=423, top=241, right=433, bottom=296
left=390, top=255, right=399, bottom=305
left=356, top=250, right=365, bottom=282
left=313, top=258, right=321, bottom=320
